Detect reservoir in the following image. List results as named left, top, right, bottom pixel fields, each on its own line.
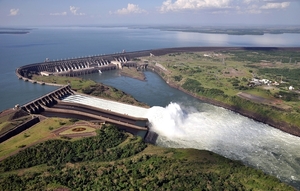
left=1, top=27, right=300, bottom=189
left=1, top=27, right=300, bottom=110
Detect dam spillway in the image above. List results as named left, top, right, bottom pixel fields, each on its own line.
left=58, top=94, right=150, bottom=137
left=15, top=85, right=150, bottom=139
left=61, top=94, right=149, bottom=119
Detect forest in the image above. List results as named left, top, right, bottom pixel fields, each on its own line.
left=0, top=125, right=145, bottom=172
left=0, top=124, right=294, bottom=190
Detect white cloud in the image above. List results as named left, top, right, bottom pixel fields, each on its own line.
left=50, top=12, right=67, bottom=16
left=113, top=4, right=147, bottom=15
left=160, top=0, right=232, bottom=12
left=246, top=8, right=262, bottom=14
left=237, top=0, right=291, bottom=14
left=70, top=6, right=85, bottom=15
left=260, top=2, right=290, bottom=9
left=243, top=0, right=259, bottom=4
left=159, top=0, right=292, bottom=14
left=9, top=8, right=19, bottom=16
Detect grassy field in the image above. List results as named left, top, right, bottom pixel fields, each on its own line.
left=0, top=118, right=72, bottom=159
left=59, top=126, right=96, bottom=135
left=0, top=110, right=31, bottom=136
left=32, top=75, right=96, bottom=92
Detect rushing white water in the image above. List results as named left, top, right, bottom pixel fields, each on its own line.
left=146, top=102, right=300, bottom=188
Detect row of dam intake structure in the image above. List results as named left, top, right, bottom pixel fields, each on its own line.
left=15, top=51, right=152, bottom=82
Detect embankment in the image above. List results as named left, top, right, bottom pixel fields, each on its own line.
left=0, top=117, right=40, bottom=143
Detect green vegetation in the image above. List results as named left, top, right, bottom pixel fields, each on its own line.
left=0, top=124, right=293, bottom=190
left=0, top=125, right=145, bottom=171
left=32, top=75, right=96, bottom=91
left=0, top=118, right=73, bottom=159
left=144, top=49, right=300, bottom=130
left=258, top=68, right=300, bottom=87
left=229, top=49, right=300, bottom=64
left=59, top=126, right=95, bottom=135
left=0, top=109, right=30, bottom=136
left=32, top=75, right=148, bottom=107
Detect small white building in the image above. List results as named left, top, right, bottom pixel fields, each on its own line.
left=289, top=86, right=294, bottom=91
left=111, top=61, right=122, bottom=69
left=40, top=71, right=53, bottom=76
left=259, top=79, right=270, bottom=84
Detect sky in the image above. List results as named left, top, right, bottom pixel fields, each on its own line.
left=0, top=0, right=299, bottom=27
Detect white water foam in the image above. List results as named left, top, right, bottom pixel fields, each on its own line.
left=146, top=102, right=300, bottom=188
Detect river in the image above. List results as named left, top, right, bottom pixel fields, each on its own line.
left=86, top=70, right=300, bottom=189
left=1, top=27, right=300, bottom=189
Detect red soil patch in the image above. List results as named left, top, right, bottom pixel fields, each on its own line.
left=72, top=127, right=86, bottom=132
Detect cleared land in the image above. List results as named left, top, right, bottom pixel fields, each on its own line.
left=0, top=118, right=73, bottom=160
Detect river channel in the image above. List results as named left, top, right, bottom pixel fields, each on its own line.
left=85, top=70, right=300, bottom=189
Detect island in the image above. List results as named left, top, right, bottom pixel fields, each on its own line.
left=0, top=27, right=32, bottom=35
left=143, top=26, right=300, bottom=35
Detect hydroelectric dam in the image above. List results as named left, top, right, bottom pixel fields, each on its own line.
left=13, top=48, right=192, bottom=142
left=8, top=47, right=300, bottom=189
left=13, top=47, right=229, bottom=140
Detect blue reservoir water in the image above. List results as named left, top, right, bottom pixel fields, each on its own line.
left=1, top=27, right=300, bottom=110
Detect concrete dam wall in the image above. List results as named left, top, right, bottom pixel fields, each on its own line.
left=13, top=47, right=237, bottom=140
left=15, top=49, right=156, bottom=82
